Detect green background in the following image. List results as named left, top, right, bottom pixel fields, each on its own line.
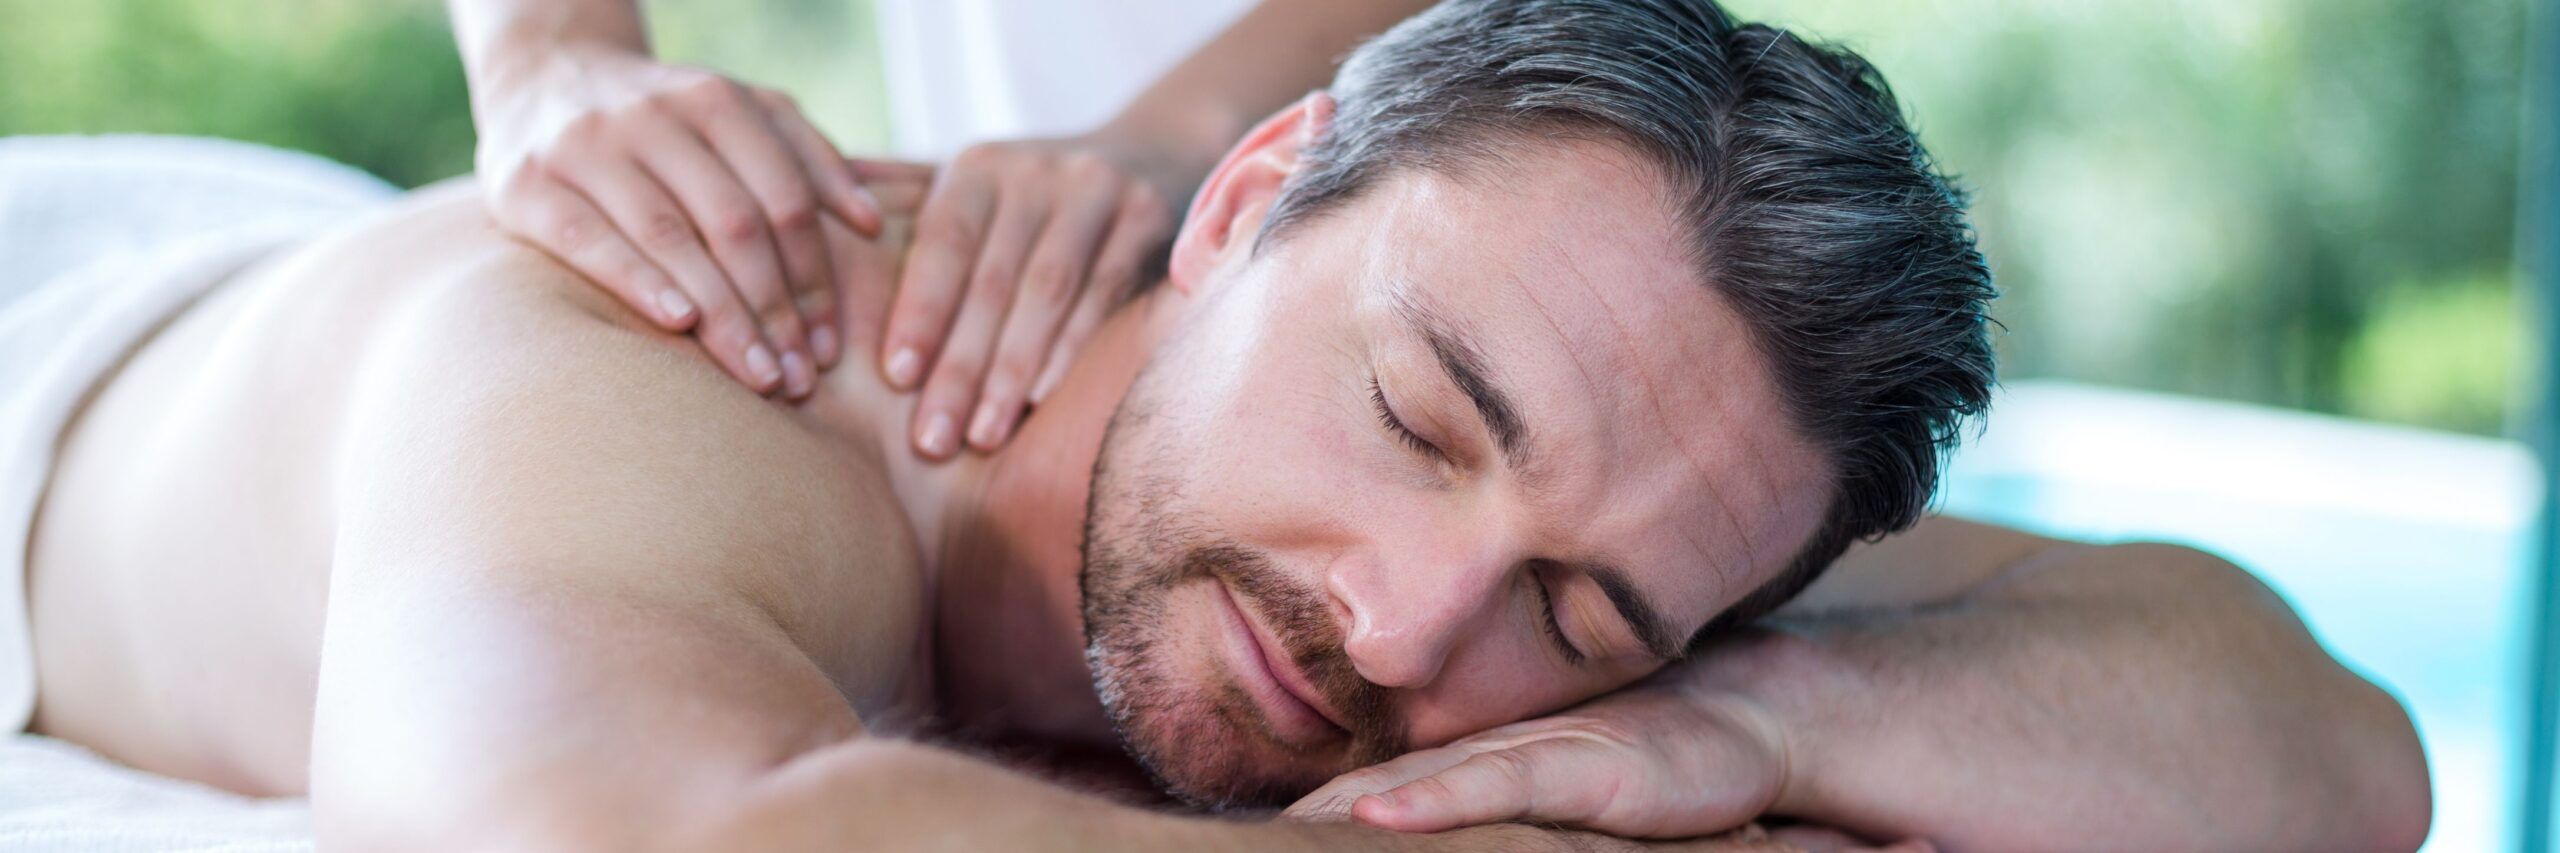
left=0, top=0, right=2526, bottom=437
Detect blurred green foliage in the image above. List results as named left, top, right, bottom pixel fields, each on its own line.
left=1731, top=0, right=2530, bottom=436
left=0, top=0, right=477, bottom=186
left=0, top=0, right=2529, bottom=436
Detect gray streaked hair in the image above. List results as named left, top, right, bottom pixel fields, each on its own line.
left=1261, top=0, right=1998, bottom=646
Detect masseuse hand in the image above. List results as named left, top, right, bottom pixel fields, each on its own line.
left=472, top=46, right=882, bottom=398
left=870, top=133, right=1182, bottom=459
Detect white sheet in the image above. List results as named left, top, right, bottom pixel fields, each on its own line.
left=0, top=736, right=310, bottom=853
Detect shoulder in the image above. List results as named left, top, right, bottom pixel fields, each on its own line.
left=330, top=190, right=925, bottom=695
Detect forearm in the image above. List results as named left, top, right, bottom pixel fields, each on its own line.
left=710, top=739, right=1602, bottom=853
left=446, top=0, right=650, bottom=96
left=1697, top=542, right=2430, bottom=851
left=1098, top=0, right=1436, bottom=186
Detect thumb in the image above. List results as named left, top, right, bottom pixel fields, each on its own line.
left=1352, top=738, right=1621, bottom=834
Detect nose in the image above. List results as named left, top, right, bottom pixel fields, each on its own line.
left=1324, top=541, right=1513, bottom=689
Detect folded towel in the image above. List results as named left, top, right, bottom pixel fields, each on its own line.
left=0, top=735, right=310, bottom=853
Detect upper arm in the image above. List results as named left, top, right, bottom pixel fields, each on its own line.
left=1776, top=516, right=2062, bottom=615
left=310, top=261, right=918, bottom=849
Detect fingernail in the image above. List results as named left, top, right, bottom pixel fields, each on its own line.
left=654, top=290, right=696, bottom=325
left=967, top=402, right=1003, bottom=448
left=885, top=347, right=922, bottom=388
left=781, top=350, right=815, bottom=398
left=745, top=343, right=783, bottom=389
left=810, top=325, right=841, bottom=366
left=854, top=183, right=881, bottom=213
left=918, top=412, right=956, bottom=458
left=1368, top=791, right=1402, bottom=810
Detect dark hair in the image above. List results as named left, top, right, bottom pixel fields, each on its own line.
left=1261, top=0, right=1998, bottom=648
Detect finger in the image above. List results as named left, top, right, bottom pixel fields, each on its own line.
left=967, top=178, right=1118, bottom=450
left=913, top=182, right=1049, bottom=458
left=1353, top=742, right=1615, bottom=835
left=699, top=90, right=844, bottom=375
left=879, top=157, right=1001, bottom=391
left=563, top=154, right=785, bottom=394
left=1283, top=746, right=1480, bottom=822
left=1027, top=186, right=1170, bottom=403
left=492, top=170, right=699, bottom=332
left=634, top=109, right=816, bottom=397
left=848, top=157, right=938, bottom=185
left=754, top=88, right=883, bottom=238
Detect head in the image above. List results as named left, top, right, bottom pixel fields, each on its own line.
left=1080, top=0, right=1995, bottom=807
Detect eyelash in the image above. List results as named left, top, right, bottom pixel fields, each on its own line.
left=1531, top=573, right=1586, bottom=666
left=1368, top=375, right=1445, bottom=460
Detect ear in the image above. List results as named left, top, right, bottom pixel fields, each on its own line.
left=1166, top=92, right=1337, bottom=296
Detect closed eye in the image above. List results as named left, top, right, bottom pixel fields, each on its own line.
left=1369, top=375, right=1445, bottom=460
left=1530, top=570, right=1587, bottom=666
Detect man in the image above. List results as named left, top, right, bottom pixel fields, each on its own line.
left=10, top=1, right=2426, bottom=850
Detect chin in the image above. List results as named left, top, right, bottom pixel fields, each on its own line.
left=1086, top=582, right=1345, bottom=810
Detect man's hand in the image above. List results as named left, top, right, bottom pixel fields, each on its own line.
left=1301, top=521, right=2431, bottom=852
left=471, top=45, right=882, bottom=398
left=871, top=134, right=1179, bottom=459
left=1285, top=677, right=1790, bottom=840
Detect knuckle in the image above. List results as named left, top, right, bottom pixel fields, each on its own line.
left=917, top=210, right=986, bottom=254
left=547, top=216, right=595, bottom=256
left=768, top=195, right=820, bottom=232
left=714, top=207, right=769, bottom=245
left=636, top=90, right=683, bottom=119
left=968, top=266, right=1020, bottom=303
left=757, top=299, right=802, bottom=331
left=1401, top=774, right=1461, bottom=804
left=502, top=154, right=554, bottom=194
left=1021, top=264, right=1080, bottom=303
left=952, top=143, right=1005, bottom=172
left=682, top=76, right=744, bottom=108
left=637, top=212, right=696, bottom=252
left=1058, top=150, right=1115, bottom=181
left=558, top=111, right=614, bottom=145
left=1475, top=748, right=1538, bottom=783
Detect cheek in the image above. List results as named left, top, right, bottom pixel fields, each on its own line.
left=1402, top=654, right=1640, bottom=747
left=1156, top=273, right=1413, bottom=545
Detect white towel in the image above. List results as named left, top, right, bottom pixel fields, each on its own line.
left=0, top=134, right=392, bottom=853
left=0, top=736, right=310, bottom=853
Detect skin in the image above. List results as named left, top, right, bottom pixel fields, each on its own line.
left=21, top=94, right=2428, bottom=851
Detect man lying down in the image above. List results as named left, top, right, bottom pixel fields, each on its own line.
left=10, top=1, right=2428, bottom=850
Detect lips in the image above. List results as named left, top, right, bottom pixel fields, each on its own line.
left=1216, top=580, right=1352, bottom=743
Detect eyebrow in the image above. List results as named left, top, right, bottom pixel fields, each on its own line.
left=1389, top=293, right=1531, bottom=472
left=1582, top=561, right=1684, bottom=661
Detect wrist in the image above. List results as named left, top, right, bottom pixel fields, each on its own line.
left=467, top=33, right=645, bottom=112
left=1671, top=628, right=1843, bottom=819
left=1088, top=106, right=1241, bottom=199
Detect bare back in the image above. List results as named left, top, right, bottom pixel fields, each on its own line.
left=26, top=183, right=931, bottom=798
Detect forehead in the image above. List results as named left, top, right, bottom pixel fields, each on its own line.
left=1305, top=139, right=1832, bottom=625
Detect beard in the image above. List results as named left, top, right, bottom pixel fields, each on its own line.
left=1077, top=370, right=1407, bottom=809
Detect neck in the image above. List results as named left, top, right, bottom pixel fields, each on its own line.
left=807, top=289, right=1178, bottom=746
